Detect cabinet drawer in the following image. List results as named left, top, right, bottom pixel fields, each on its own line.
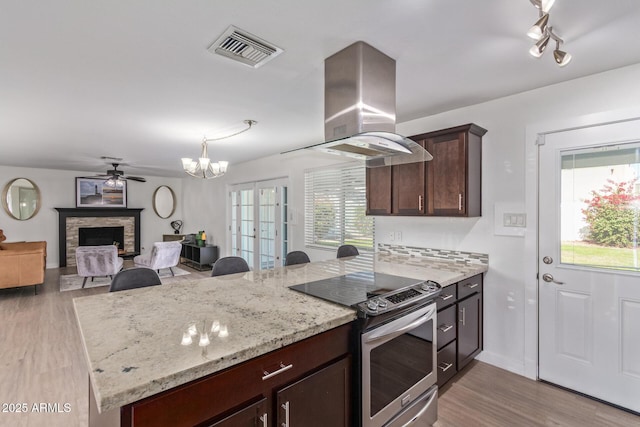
left=436, top=340, right=457, bottom=388
left=436, top=305, right=456, bottom=350
left=457, top=274, right=482, bottom=300
left=435, top=285, right=457, bottom=310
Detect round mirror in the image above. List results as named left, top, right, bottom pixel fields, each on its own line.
left=153, top=185, right=176, bottom=219
left=2, top=178, right=41, bottom=221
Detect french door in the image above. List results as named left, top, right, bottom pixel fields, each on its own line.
left=230, top=179, right=288, bottom=271
left=538, top=118, right=640, bottom=412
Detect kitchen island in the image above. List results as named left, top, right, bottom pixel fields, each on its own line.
left=74, top=250, right=487, bottom=426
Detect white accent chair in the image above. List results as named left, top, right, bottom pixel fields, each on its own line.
left=133, top=241, right=183, bottom=276
left=75, top=245, right=124, bottom=288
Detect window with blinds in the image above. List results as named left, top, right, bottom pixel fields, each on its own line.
left=304, top=165, right=374, bottom=251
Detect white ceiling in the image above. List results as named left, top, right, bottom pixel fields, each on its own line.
left=1, top=0, right=640, bottom=178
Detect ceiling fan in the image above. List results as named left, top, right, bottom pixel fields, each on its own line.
left=84, top=163, right=146, bottom=184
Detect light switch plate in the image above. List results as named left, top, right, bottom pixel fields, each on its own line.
left=494, top=202, right=526, bottom=237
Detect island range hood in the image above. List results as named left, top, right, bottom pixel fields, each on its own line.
left=297, top=41, right=432, bottom=167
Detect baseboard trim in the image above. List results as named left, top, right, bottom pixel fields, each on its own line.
left=476, top=351, right=530, bottom=378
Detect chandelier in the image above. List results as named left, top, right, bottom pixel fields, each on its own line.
left=181, top=119, right=256, bottom=179
left=526, top=0, right=571, bottom=67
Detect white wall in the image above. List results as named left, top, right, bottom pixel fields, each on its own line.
left=182, top=62, right=640, bottom=377
left=0, top=165, right=183, bottom=268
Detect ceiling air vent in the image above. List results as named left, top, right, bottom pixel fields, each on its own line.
left=208, top=26, right=283, bottom=68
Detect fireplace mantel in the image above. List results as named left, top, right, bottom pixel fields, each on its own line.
left=55, top=208, right=143, bottom=267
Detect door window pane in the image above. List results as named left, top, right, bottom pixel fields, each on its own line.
left=560, top=143, right=640, bottom=271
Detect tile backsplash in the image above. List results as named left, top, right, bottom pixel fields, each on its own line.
left=378, top=243, right=488, bottom=265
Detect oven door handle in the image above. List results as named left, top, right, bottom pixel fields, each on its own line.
left=364, top=305, right=436, bottom=344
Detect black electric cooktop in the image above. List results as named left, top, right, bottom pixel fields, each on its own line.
left=289, top=271, right=427, bottom=308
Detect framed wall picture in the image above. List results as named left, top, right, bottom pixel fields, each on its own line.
left=76, top=178, right=127, bottom=208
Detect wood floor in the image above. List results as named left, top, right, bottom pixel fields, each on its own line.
left=1, top=265, right=638, bottom=427
left=436, top=361, right=639, bottom=427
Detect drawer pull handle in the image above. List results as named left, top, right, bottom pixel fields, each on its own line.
left=418, top=195, right=424, bottom=211
left=259, top=413, right=267, bottom=427
left=439, top=294, right=454, bottom=301
left=438, top=324, right=453, bottom=333
left=438, top=362, right=453, bottom=372
left=466, top=283, right=479, bottom=289
left=262, top=362, right=293, bottom=380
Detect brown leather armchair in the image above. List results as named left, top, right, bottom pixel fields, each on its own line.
left=0, top=241, right=47, bottom=290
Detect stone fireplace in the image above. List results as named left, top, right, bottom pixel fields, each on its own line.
left=55, top=208, right=143, bottom=267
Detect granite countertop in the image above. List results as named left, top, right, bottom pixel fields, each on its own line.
left=74, top=252, right=488, bottom=413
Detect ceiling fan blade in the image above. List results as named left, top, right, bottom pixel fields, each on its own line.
left=124, top=176, right=146, bottom=182
left=79, top=175, right=112, bottom=179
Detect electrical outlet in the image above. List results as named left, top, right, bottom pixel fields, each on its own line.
left=395, top=231, right=402, bottom=242
left=388, top=232, right=395, bottom=241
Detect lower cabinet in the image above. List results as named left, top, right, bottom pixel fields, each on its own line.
left=435, top=273, right=483, bottom=388
left=207, top=397, right=268, bottom=427
left=120, top=323, right=352, bottom=427
left=209, top=357, right=351, bottom=427
left=457, top=292, right=482, bottom=370
left=276, top=357, right=351, bottom=427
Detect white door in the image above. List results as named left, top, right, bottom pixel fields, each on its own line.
left=538, top=118, right=640, bottom=412
left=230, top=179, right=288, bottom=270
left=230, top=185, right=255, bottom=268
left=256, top=181, right=287, bottom=270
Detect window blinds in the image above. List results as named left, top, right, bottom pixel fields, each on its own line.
left=304, top=165, right=374, bottom=251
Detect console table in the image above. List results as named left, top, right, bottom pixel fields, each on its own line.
left=180, top=243, right=218, bottom=271
left=163, top=234, right=185, bottom=242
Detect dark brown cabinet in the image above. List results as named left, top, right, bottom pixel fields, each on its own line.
left=366, top=165, right=392, bottom=215
left=435, top=273, right=483, bottom=388
left=457, top=292, right=482, bottom=370
left=423, top=124, right=486, bottom=217
left=392, top=139, right=426, bottom=215
left=276, top=357, right=351, bottom=427
left=207, top=397, right=268, bottom=427
left=119, top=324, right=352, bottom=427
left=365, top=123, right=487, bottom=217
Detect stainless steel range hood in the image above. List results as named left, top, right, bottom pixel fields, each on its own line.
left=296, top=41, right=432, bottom=167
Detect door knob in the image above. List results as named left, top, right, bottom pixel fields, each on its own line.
left=542, top=273, right=564, bottom=285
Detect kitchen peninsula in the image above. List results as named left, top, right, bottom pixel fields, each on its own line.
left=74, top=249, right=488, bottom=426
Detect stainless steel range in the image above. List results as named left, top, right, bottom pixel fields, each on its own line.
left=290, top=271, right=442, bottom=427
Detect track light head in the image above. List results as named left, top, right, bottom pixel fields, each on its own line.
left=529, top=33, right=550, bottom=58
left=527, top=13, right=549, bottom=40
left=553, top=40, right=572, bottom=67
left=529, top=0, right=556, bottom=13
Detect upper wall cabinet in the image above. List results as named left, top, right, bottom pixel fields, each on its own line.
left=366, top=123, right=487, bottom=217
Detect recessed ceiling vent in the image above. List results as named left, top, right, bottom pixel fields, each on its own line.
left=208, top=25, right=283, bottom=68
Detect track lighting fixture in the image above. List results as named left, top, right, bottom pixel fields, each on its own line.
left=526, top=1, right=571, bottom=66
left=530, top=0, right=556, bottom=13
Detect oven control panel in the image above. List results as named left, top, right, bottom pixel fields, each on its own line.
left=356, top=280, right=442, bottom=316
